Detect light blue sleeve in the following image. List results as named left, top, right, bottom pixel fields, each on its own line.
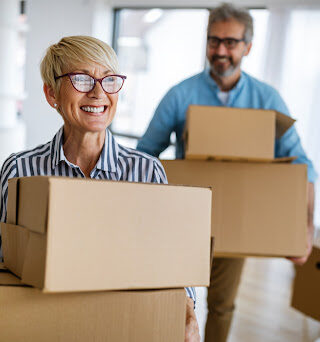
left=137, top=87, right=178, bottom=157
left=270, top=89, right=318, bottom=183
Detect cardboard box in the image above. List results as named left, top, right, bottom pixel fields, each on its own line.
left=1, top=176, right=211, bottom=292
left=0, top=264, right=186, bottom=342
left=291, top=236, right=320, bottom=321
left=162, top=159, right=308, bottom=257
left=185, top=105, right=295, bottom=161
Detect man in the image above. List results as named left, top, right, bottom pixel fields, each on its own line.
left=137, top=3, right=317, bottom=342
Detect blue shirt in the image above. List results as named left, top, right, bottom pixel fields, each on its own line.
left=0, top=126, right=196, bottom=303
left=137, top=70, right=317, bottom=182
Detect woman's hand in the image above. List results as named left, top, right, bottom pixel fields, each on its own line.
left=185, top=297, right=200, bottom=342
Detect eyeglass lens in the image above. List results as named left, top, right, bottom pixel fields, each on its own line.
left=207, top=37, right=240, bottom=49
left=70, top=74, right=124, bottom=93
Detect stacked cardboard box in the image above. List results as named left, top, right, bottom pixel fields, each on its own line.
left=291, top=232, right=320, bottom=321
left=0, top=263, right=187, bottom=342
left=1, top=176, right=212, bottom=341
left=162, top=105, right=308, bottom=257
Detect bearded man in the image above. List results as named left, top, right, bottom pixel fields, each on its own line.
left=137, top=3, right=317, bottom=342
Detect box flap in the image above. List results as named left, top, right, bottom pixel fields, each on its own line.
left=1, top=223, right=29, bottom=277
left=0, top=270, right=23, bottom=286
left=0, top=264, right=23, bottom=286
left=7, top=178, right=19, bottom=225
left=185, top=154, right=297, bottom=163
left=16, top=177, right=49, bottom=234
left=270, top=156, right=297, bottom=163
left=21, top=232, right=47, bottom=289
left=210, top=237, right=215, bottom=270
left=1, top=222, right=47, bottom=288
left=275, top=111, right=295, bottom=139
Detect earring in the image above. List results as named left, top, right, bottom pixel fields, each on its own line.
left=54, top=103, right=57, bottom=108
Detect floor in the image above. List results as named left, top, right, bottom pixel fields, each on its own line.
left=195, top=258, right=320, bottom=342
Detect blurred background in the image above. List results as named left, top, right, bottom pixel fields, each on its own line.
left=0, top=0, right=319, bottom=340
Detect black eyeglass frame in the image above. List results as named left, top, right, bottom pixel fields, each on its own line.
left=54, top=73, right=127, bottom=94
left=207, top=36, right=246, bottom=49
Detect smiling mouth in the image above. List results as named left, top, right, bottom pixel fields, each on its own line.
left=213, top=56, right=231, bottom=63
left=80, top=105, right=107, bottom=115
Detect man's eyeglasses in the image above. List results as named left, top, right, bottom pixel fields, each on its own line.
left=207, top=36, right=246, bottom=50
left=54, top=73, right=127, bottom=94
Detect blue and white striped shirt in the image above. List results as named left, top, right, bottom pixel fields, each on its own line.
left=0, top=126, right=196, bottom=303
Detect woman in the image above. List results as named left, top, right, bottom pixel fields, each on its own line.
left=0, top=36, right=200, bottom=341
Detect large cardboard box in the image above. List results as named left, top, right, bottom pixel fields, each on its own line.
left=185, top=105, right=295, bottom=161
left=291, top=236, right=320, bottom=321
left=1, top=176, right=211, bottom=292
left=162, top=159, right=307, bottom=257
left=0, top=264, right=186, bottom=342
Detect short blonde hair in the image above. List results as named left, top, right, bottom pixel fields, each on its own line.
left=40, top=35, right=119, bottom=93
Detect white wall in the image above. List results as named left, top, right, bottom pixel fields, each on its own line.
left=0, top=0, right=26, bottom=165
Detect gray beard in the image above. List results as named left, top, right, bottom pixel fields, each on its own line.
left=211, top=62, right=240, bottom=78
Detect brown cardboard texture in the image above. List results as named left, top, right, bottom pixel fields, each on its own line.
left=2, top=176, right=211, bottom=292
left=162, top=159, right=307, bottom=257
left=291, top=239, right=320, bottom=321
left=0, top=266, right=186, bottom=342
left=185, top=105, right=295, bottom=161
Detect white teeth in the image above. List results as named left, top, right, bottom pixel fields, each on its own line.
left=81, top=106, right=105, bottom=113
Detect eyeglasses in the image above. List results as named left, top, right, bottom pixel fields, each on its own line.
left=54, top=73, right=127, bottom=94
left=207, top=36, right=246, bottom=50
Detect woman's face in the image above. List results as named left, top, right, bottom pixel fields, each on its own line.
left=54, top=62, right=119, bottom=134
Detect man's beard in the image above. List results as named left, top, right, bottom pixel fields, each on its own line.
left=209, top=55, right=241, bottom=78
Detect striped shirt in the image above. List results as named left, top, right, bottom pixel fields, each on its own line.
left=0, top=126, right=196, bottom=303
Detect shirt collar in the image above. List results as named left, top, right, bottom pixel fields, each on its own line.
left=50, top=126, right=119, bottom=173
left=203, top=68, right=246, bottom=93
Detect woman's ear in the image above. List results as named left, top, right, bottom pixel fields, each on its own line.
left=43, top=84, right=58, bottom=109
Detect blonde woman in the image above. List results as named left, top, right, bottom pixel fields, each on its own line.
left=0, top=36, right=200, bottom=342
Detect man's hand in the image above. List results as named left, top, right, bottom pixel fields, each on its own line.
left=185, top=297, right=200, bottom=342
left=288, top=222, right=314, bottom=265
left=288, top=183, right=315, bottom=266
